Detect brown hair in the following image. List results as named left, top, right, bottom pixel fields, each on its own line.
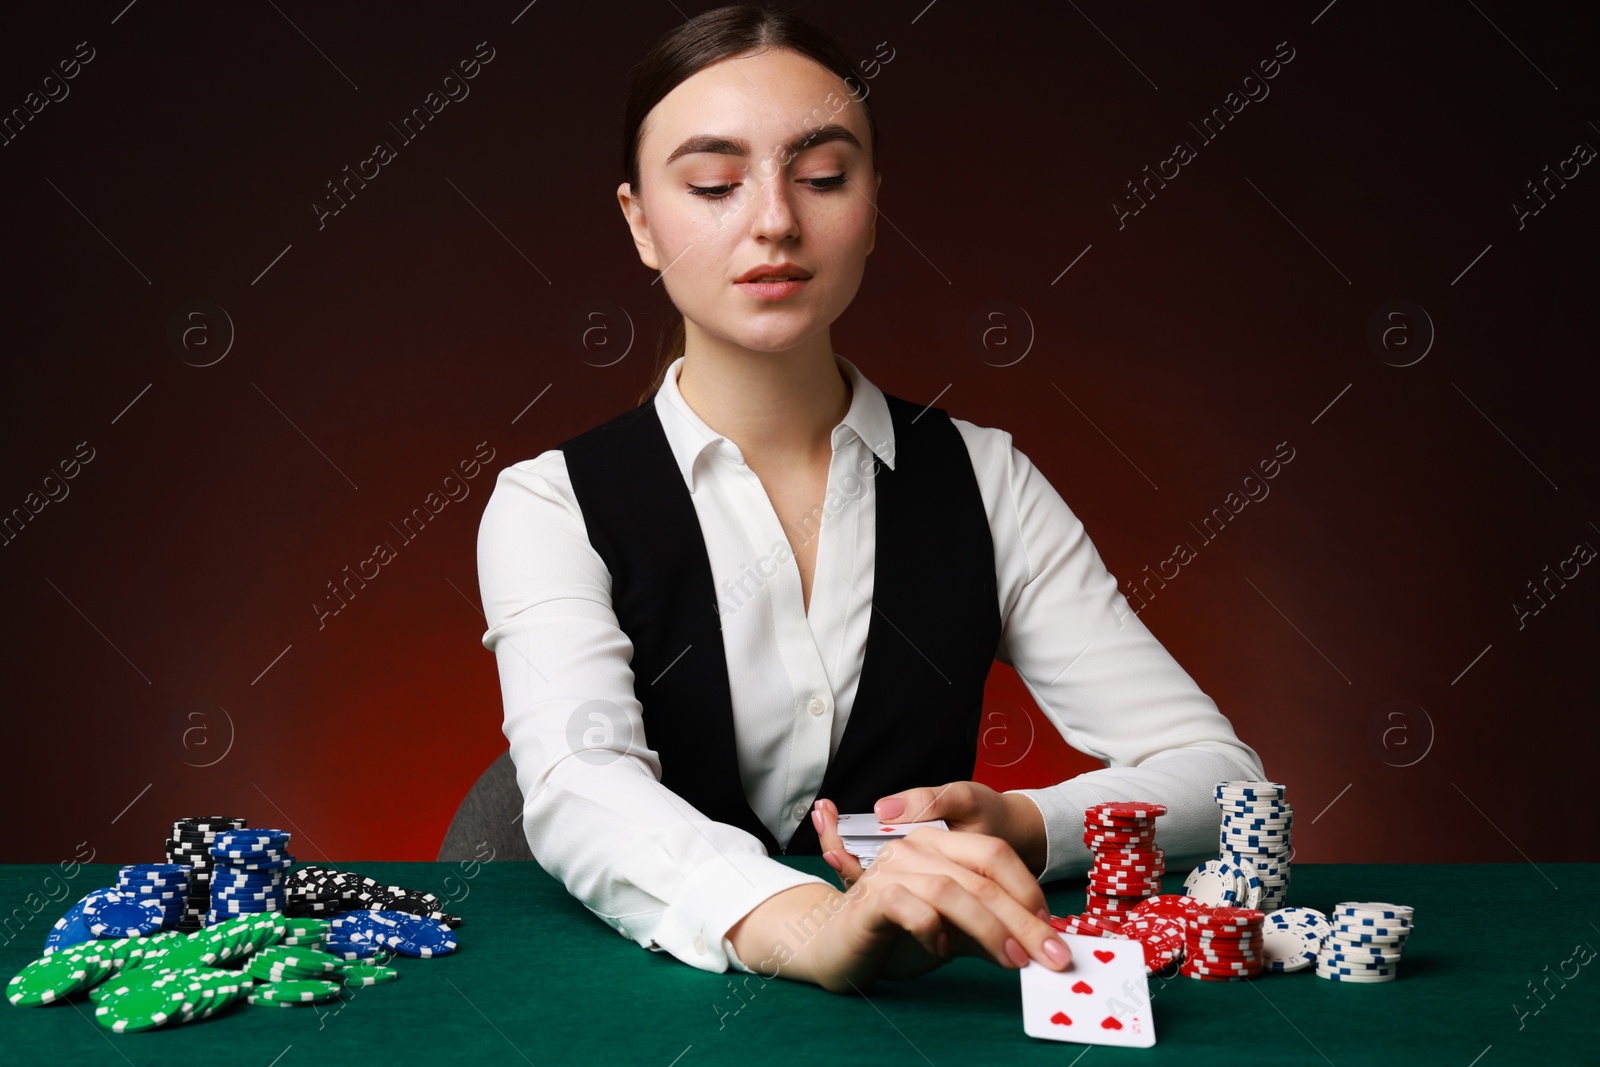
left=621, top=3, right=881, bottom=407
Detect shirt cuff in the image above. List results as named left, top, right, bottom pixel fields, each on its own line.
left=652, top=851, right=833, bottom=974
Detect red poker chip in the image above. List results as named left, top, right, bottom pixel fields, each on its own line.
left=1051, top=913, right=1121, bottom=937
left=1090, top=869, right=1165, bottom=882
left=1181, top=965, right=1256, bottom=979
left=1129, top=895, right=1203, bottom=922
left=1083, top=831, right=1158, bottom=845
left=1189, top=950, right=1265, bottom=963
left=1085, top=893, right=1143, bottom=908
left=1180, top=968, right=1246, bottom=981
left=1090, top=846, right=1165, bottom=860
left=1190, top=944, right=1266, bottom=958
left=1090, top=878, right=1164, bottom=891
left=1189, top=936, right=1266, bottom=951
left=1194, top=907, right=1265, bottom=927
left=1088, top=879, right=1163, bottom=893
left=1086, top=803, right=1169, bottom=819
left=1083, top=817, right=1160, bottom=831
left=1089, top=872, right=1164, bottom=887
left=1091, top=862, right=1165, bottom=876
left=1180, top=955, right=1255, bottom=970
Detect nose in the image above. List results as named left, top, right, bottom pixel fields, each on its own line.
left=747, top=171, right=800, bottom=243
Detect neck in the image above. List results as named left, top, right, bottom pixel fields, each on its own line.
left=674, top=324, right=852, bottom=468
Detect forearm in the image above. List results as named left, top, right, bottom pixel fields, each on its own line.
left=725, top=882, right=846, bottom=985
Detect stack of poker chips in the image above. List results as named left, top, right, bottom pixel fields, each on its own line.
left=1182, top=782, right=1292, bottom=912
left=1260, top=906, right=1333, bottom=973
left=114, top=865, right=191, bottom=931
left=1180, top=905, right=1266, bottom=981
left=1081, top=802, right=1168, bottom=928
left=205, top=828, right=294, bottom=925
left=1314, top=901, right=1413, bottom=983
left=166, top=816, right=248, bottom=931
left=285, top=866, right=463, bottom=929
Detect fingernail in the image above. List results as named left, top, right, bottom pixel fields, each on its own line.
left=1043, top=937, right=1071, bottom=967
left=822, top=850, right=840, bottom=871
left=874, top=797, right=905, bottom=819
left=936, top=931, right=950, bottom=959
left=811, top=809, right=822, bottom=831
left=1036, top=907, right=1050, bottom=921
left=1004, top=937, right=1030, bottom=969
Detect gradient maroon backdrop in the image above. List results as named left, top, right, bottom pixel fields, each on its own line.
left=2, top=2, right=1594, bottom=869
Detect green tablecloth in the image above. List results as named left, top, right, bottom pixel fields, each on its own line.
left=1, top=860, right=1590, bottom=1065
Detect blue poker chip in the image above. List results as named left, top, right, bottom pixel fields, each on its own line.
left=117, top=863, right=191, bottom=884
left=81, top=890, right=165, bottom=937
left=322, top=938, right=386, bottom=960
left=212, top=828, right=292, bottom=850
left=42, top=897, right=101, bottom=954
left=369, top=912, right=458, bottom=958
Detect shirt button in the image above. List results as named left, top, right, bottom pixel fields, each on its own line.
left=693, top=931, right=707, bottom=955
left=807, top=696, right=826, bottom=716
left=793, top=803, right=809, bottom=821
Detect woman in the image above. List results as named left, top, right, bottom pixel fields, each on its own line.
left=476, top=3, right=1265, bottom=994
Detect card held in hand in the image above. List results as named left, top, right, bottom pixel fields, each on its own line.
left=1018, top=934, right=1156, bottom=1047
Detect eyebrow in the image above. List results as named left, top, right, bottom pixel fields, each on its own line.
left=664, top=123, right=863, bottom=166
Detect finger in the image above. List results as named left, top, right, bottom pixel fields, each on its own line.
left=861, top=881, right=950, bottom=962
left=891, top=870, right=1033, bottom=969
left=898, top=829, right=1069, bottom=970
left=877, top=782, right=968, bottom=824
left=904, top=826, right=1049, bottom=918
left=813, top=799, right=866, bottom=887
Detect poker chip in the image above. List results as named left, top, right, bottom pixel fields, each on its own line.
left=7, top=954, right=113, bottom=1006
left=1049, top=913, right=1122, bottom=938
left=1119, top=914, right=1185, bottom=974
left=1087, top=802, right=1169, bottom=819
left=1127, top=894, right=1203, bottom=924
left=82, top=891, right=166, bottom=938
left=42, top=894, right=103, bottom=955
left=339, top=963, right=400, bottom=988
left=1182, top=860, right=1244, bottom=906
left=247, top=978, right=343, bottom=1005
left=1261, top=907, right=1328, bottom=972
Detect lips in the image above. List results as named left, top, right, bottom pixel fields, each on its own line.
left=733, top=263, right=813, bottom=284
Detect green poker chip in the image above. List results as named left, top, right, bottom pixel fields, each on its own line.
left=7, top=955, right=110, bottom=1006
left=94, top=983, right=191, bottom=1032
left=339, top=963, right=399, bottom=988
left=248, top=978, right=342, bottom=1005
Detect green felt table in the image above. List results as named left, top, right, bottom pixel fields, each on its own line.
left=0, top=860, right=1591, bottom=1065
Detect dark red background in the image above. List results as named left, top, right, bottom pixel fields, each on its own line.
left=2, top=1, right=1594, bottom=867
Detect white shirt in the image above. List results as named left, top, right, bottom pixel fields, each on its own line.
left=476, top=353, right=1265, bottom=975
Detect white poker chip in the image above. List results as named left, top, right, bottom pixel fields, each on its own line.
left=1262, top=910, right=1326, bottom=972
left=1183, top=860, right=1243, bottom=906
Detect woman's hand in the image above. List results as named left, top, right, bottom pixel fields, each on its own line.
left=822, top=783, right=1049, bottom=876
left=726, top=820, right=1072, bottom=993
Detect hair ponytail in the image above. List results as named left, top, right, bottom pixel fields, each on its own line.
left=637, top=316, right=686, bottom=407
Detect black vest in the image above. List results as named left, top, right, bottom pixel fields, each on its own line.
left=557, top=391, right=1000, bottom=855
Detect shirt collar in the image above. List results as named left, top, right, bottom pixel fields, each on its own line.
left=653, top=352, right=898, bottom=493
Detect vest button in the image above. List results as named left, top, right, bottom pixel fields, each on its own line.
left=793, top=803, right=809, bottom=821
left=807, top=696, right=826, bottom=716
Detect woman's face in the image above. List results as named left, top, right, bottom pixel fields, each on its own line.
left=620, top=47, right=880, bottom=354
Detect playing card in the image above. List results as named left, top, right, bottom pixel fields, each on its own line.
left=835, top=813, right=949, bottom=837
left=1018, top=934, right=1156, bottom=1047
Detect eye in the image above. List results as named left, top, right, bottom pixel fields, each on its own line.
left=686, top=174, right=849, bottom=200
